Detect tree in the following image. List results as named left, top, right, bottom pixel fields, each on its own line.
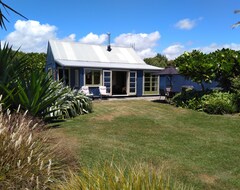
left=208, top=48, right=240, bottom=91
left=174, top=50, right=215, bottom=91
left=144, top=53, right=170, bottom=68
left=16, top=51, right=47, bottom=72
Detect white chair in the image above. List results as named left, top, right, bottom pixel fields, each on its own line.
left=99, top=86, right=110, bottom=99
left=80, top=86, right=93, bottom=97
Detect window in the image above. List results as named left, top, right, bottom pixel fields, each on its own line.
left=144, top=72, right=159, bottom=95
left=58, top=68, right=70, bottom=86
left=74, top=69, right=79, bottom=88
left=85, top=69, right=101, bottom=85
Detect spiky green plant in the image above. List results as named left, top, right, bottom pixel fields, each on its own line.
left=47, top=86, right=93, bottom=120
left=0, top=43, right=92, bottom=121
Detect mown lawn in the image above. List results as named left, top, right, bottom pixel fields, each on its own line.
left=52, top=99, right=240, bottom=190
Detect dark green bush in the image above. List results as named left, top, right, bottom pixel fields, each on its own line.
left=231, top=76, right=240, bottom=112
left=201, top=91, right=236, bottom=114
left=172, top=88, right=204, bottom=110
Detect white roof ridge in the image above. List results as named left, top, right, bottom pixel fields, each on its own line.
left=49, top=39, right=134, bottom=49
left=56, top=58, right=145, bottom=64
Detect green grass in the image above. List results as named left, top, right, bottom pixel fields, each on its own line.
left=52, top=100, right=240, bottom=190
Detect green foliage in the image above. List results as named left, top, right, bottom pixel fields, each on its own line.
left=174, top=48, right=240, bottom=92
left=172, top=88, right=204, bottom=110
left=201, top=91, right=236, bottom=114
left=16, top=51, right=46, bottom=72
left=58, top=162, right=191, bottom=190
left=0, top=43, right=92, bottom=121
left=209, top=48, right=240, bottom=91
left=173, top=90, right=237, bottom=114
left=0, top=104, right=63, bottom=189
left=10, top=70, right=66, bottom=119
left=174, top=50, right=215, bottom=91
left=0, top=43, right=28, bottom=85
left=47, top=86, right=93, bottom=120
left=144, top=53, right=170, bottom=68
left=231, top=76, right=240, bottom=112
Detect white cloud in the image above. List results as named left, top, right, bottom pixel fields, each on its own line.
left=79, top=32, right=108, bottom=44
left=197, top=43, right=240, bottom=53
left=162, top=44, right=185, bottom=60
left=162, top=42, right=240, bottom=60
left=114, top=31, right=161, bottom=58
left=5, top=20, right=57, bottom=52
left=137, top=48, right=157, bottom=58
left=175, top=18, right=197, bottom=30
left=63, top=33, right=76, bottom=42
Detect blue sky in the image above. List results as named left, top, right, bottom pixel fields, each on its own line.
left=1, top=0, right=240, bottom=59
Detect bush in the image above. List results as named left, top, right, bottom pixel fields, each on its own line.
left=172, top=88, right=204, bottom=110
left=231, top=76, right=240, bottom=112
left=57, top=162, right=191, bottom=190
left=0, top=43, right=92, bottom=122
left=46, top=86, right=93, bottom=121
left=0, top=101, right=65, bottom=189
left=201, top=91, right=236, bottom=114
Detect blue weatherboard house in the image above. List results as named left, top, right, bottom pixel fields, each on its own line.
left=46, top=40, right=218, bottom=97
left=46, top=40, right=163, bottom=97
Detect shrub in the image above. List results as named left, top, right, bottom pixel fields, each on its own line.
left=201, top=91, right=236, bottom=114
left=0, top=101, right=65, bottom=189
left=0, top=43, right=92, bottom=121
left=57, top=162, right=191, bottom=190
left=231, top=76, right=240, bottom=112
left=46, top=86, right=93, bottom=120
left=172, top=88, right=204, bottom=110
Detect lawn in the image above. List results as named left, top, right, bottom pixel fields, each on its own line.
left=52, top=99, right=240, bottom=190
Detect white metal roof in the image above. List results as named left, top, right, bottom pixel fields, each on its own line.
left=49, top=40, right=162, bottom=70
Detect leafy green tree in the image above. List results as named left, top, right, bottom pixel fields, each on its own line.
left=208, top=48, right=240, bottom=91
left=174, top=50, right=215, bottom=91
left=144, top=53, right=170, bottom=68
left=16, top=51, right=46, bottom=72
left=231, top=76, right=240, bottom=112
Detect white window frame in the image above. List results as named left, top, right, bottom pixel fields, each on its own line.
left=74, top=69, right=79, bottom=88
left=57, top=68, right=71, bottom=86
left=103, top=70, right=112, bottom=95
left=84, top=68, right=102, bottom=86
left=143, top=71, right=159, bottom=95
left=128, top=71, right=137, bottom=95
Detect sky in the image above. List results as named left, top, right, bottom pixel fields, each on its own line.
left=1, top=0, right=240, bottom=60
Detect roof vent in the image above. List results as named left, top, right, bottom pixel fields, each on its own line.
left=107, top=32, right=112, bottom=52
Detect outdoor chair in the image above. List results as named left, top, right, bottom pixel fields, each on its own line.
left=166, top=87, right=176, bottom=98
left=80, top=86, right=94, bottom=98
left=99, top=86, right=110, bottom=99
left=159, top=89, right=167, bottom=101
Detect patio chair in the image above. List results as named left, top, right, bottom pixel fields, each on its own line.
left=80, top=86, right=94, bottom=98
left=159, top=89, right=167, bottom=101
left=99, top=86, right=110, bottom=99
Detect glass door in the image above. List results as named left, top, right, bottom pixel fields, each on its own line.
left=103, top=70, right=112, bottom=95
left=129, top=71, right=137, bottom=95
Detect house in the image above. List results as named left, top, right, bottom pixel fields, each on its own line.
left=46, top=40, right=163, bottom=97
left=157, top=66, right=218, bottom=92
